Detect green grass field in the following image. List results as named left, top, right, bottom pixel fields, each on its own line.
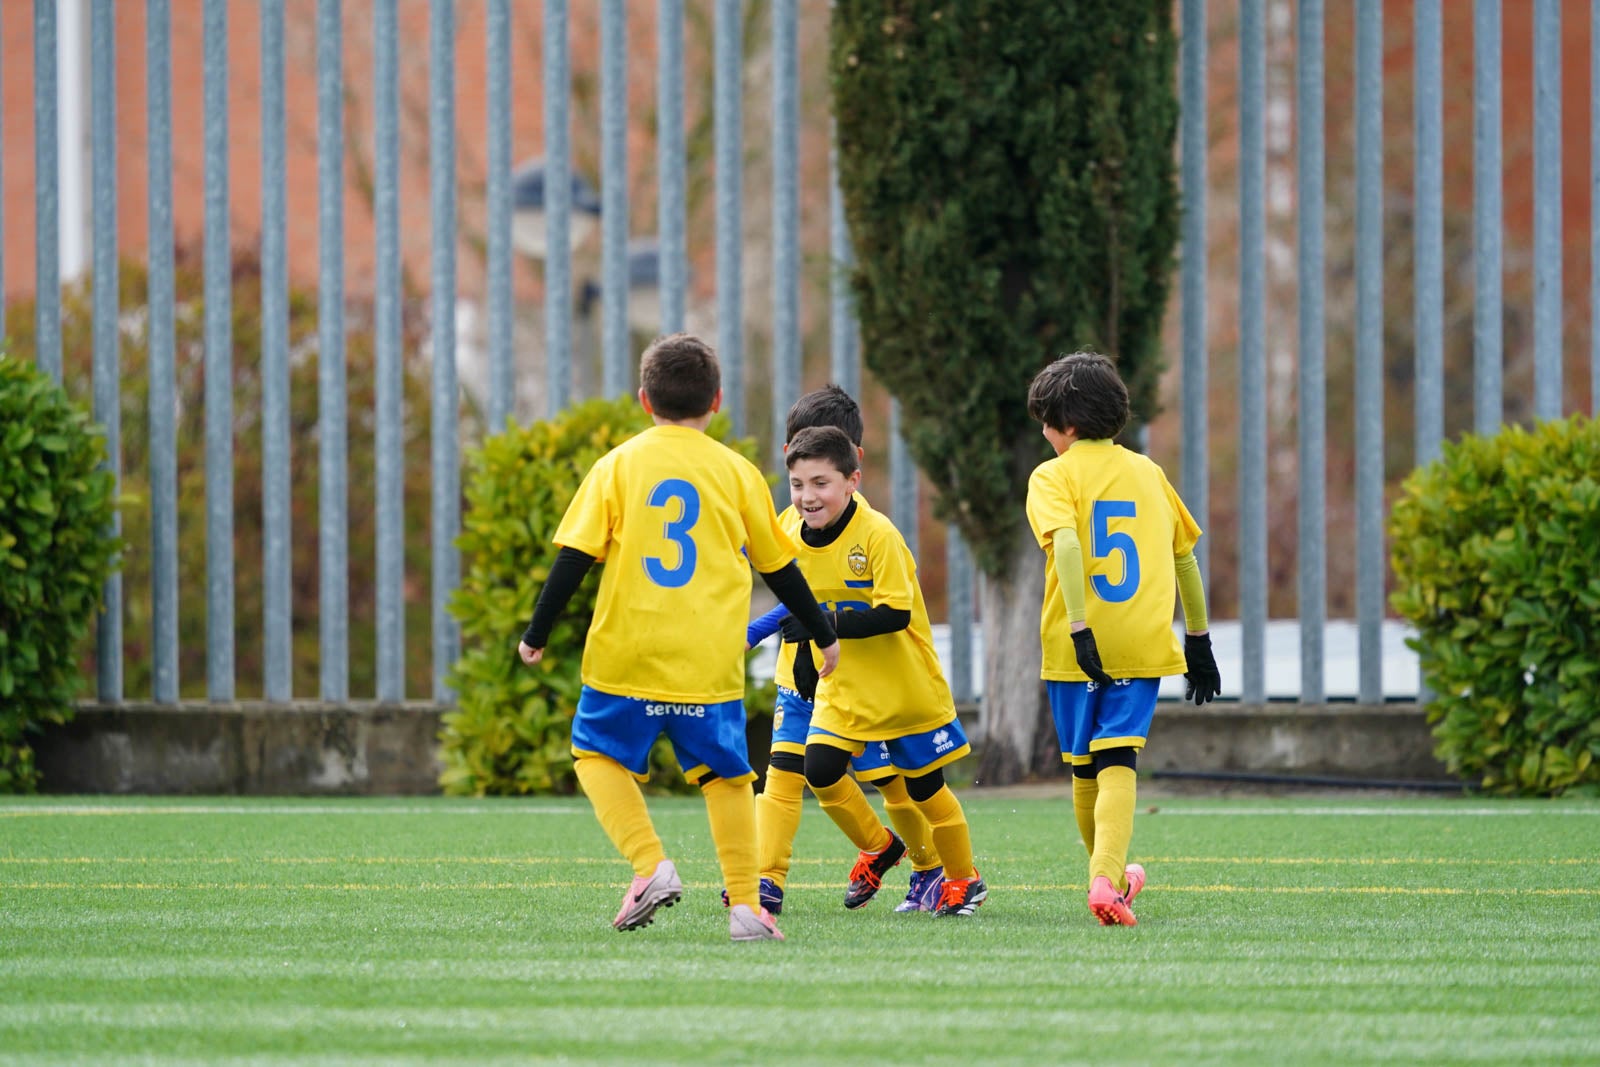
left=3, top=792, right=1599, bottom=1066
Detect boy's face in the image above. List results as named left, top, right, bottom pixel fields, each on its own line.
left=788, top=457, right=861, bottom=530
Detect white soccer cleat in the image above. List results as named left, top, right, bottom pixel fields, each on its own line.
left=613, top=859, right=683, bottom=931
left=729, top=903, right=785, bottom=942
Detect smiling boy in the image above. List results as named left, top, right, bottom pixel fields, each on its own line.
left=778, top=426, right=987, bottom=917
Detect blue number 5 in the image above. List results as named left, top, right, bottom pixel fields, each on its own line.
left=1090, top=500, right=1140, bottom=603
left=644, top=479, right=700, bottom=588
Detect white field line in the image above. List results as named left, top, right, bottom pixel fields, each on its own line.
left=4, top=802, right=1599, bottom=818
left=2, top=879, right=1597, bottom=896
left=0, top=805, right=586, bottom=817
left=1148, top=807, right=1600, bottom=817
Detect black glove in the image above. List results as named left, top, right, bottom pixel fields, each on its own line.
left=780, top=614, right=824, bottom=644
left=1071, top=627, right=1114, bottom=687
left=791, top=641, right=819, bottom=702
left=1183, top=632, right=1221, bottom=705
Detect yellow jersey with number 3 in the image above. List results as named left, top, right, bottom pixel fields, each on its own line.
left=1026, top=440, right=1202, bottom=681
left=554, top=424, right=799, bottom=703
left=787, top=501, right=957, bottom=741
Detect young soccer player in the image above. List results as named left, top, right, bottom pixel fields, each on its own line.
left=743, top=387, right=944, bottom=915
left=777, top=425, right=986, bottom=917
left=1024, top=350, right=1222, bottom=927
left=516, top=333, right=840, bottom=943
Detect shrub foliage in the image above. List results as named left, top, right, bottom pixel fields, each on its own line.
left=1389, top=417, right=1600, bottom=795
left=442, top=397, right=770, bottom=796
left=0, top=355, right=119, bottom=790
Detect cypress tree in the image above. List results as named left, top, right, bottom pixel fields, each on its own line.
left=831, top=1, right=1180, bottom=781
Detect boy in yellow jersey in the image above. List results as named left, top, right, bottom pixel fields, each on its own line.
left=776, top=425, right=987, bottom=917
left=515, top=333, right=840, bottom=943
left=740, top=387, right=944, bottom=915
left=1024, top=351, right=1222, bottom=926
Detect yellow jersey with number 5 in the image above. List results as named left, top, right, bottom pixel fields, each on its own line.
left=554, top=424, right=799, bottom=703
left=1026, top=440, right=1202, bottom=681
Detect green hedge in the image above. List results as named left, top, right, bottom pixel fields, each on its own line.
left=442, top=397, right=774, bottom=796
left=1390, top=416, right=1600, bottom=796
left=0, top=355, right=120, bottom=791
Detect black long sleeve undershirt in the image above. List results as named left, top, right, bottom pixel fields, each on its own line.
left=759, top=561, right=837, bottom=649
left=522, top=548, right=836, bottom=654
left=520, top=547, right=597, bottom=648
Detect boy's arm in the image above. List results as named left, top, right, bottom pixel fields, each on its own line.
left=517, top=546, right=597, bottom=662
left=1051, top=527, right=1089, bottom=628
left=747, top=604, right=790, bottom=648
left=1051, top=527, right=1113, bottom=686
left=757, top=562, right=839, bottom=677
left=1174, top=550, right=1210, bottom=634
left=780, top=605, right=909, bottom=642
left=757, top=563, right=837, bottom=648
left=1174, top=549, right=1222, bottom=704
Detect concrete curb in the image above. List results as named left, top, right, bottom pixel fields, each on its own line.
left=34, top=699, right=1455, bottom=794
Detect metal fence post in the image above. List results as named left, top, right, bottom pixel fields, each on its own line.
left=203, top=0, right=235, bottom=703
left=1297, top=0, right=1327, bottom=704
left=91, top=0, right=120, bottom=703
left=318, top=0, right=349, bottom=703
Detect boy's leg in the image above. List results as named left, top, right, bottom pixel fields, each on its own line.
left=573, top=752, right=665, bottom=877
left=1072, top=766, right=1099, bottom=857
left=574, top=751, right=681, bottom=931
left=1081, top=677, right=1157, bottom=925
left=875, top=774, right=942, bottom=872
left=804, top=742, right=893, bottom=854
left=756, top=688, right=814, bottom=891
left=1089, top=750, right=1138, bottom=893
left=904, top=769, right=975, bottom=881
left=756, top=754, right=807, bottom=888
left=701, top=774, right=762, bottom=911
left=1048, top=681, right=1098, bottom=856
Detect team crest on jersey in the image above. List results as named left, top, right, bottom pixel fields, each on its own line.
left=847, top=544, right=868, bottom=576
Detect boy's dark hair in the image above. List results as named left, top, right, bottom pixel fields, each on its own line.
left=784, top=425, right=860, bottom=476
left=639, top=333, right=720, bottom=419
left=1026, top=350, right=1130, bottom=440
left=786, top=384, right=864, bottom=447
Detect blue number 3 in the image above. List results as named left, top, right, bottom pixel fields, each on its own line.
left=1090, top=500, right=1140, bottom=603
left=643, top=479, right=700, bottom=588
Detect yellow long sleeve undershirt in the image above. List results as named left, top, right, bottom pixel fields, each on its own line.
left=1051, top=527, right=1088, bottom=625
left=1174, top=550, right=1209, bottom=633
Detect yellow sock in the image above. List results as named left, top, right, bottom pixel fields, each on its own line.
left=702, top=776, right=760, bottom=910
left=811, top=776, right=892, bottom=853
left=914, top=785, right=975, bottom=881
left=573, top=753, right=664, bottom=878
left=1072, top=774, right=1099, bottom=857
left=877, top=776, right=942, bottom=871
left=756, top=766, right=807, bottom=887
left=1089, top=765, right=1137, bottom=892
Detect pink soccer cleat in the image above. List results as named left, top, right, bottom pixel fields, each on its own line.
left=1088, top=874, right=1137, bottom=926
left=1123, top=863, right=1146, bottom=906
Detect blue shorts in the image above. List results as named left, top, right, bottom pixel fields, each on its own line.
left=772, top=686, right=894, bottom=781
left=1047, top=678, right=1161, bottom=766
left=571, top=686, right=756, bottom=787
left=807, top=717, right=971, bottom=779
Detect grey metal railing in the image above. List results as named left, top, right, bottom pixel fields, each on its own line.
left=6, top=2, right=1596, bottom=711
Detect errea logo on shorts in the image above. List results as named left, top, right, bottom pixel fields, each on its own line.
left=645, top=702, right=707, bottom=718
left=933, top=728, right=954, bottom=754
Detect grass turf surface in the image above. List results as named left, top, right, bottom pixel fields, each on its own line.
left=2, top=793, right=1599, bottom=1066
